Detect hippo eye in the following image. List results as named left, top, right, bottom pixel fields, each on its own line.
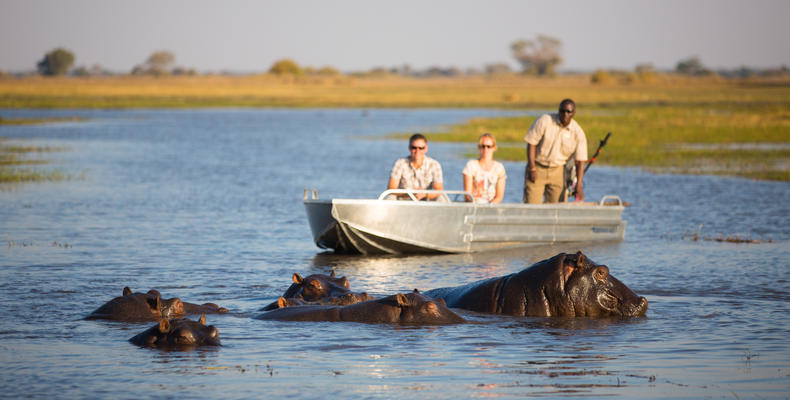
left=598, top=293, right=618, bottom=311
left=175, top=329, right=195, bottom=344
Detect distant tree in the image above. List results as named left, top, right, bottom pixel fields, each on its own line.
left=145, top=51, right=175, bottom=75
left=72, top=66, right=89, bottom=77
left=37, top=48, right=75, bottom=76
left=511, top=35, right=562, bottom=76
left=130, top=51, right=176, bottom=76
left=675, top=56, right=712, bottom=76
left=268, top=59, right=303, bottom=76
left=172, top=66, right=197, bottom=76
left=316, top=66, right=340, bottom=76
left=485, top=62, right=512, bottom=76
left=635, top=63, right=657, bottom=82
left=590, top=69, right=614, bottom=84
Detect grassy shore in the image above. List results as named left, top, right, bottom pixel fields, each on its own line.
left=423, top=102, right=790, bottom=181
left=1, top=74, right=789, bottom=181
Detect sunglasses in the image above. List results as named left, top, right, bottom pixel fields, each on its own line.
left=410, top=145, right=426, bottom=150
left=478, top=144, right=494, bottom=149
left=559, top=108, right=575, bottom=114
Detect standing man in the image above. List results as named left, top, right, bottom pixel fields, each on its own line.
left=388, top=133, right=444, bottom=200
left=523, top=99, right=588, bottom=204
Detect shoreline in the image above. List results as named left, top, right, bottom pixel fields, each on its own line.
left=1, top=75, right=788, bottom=182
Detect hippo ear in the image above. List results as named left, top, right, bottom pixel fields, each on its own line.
left=575, top=251, right=587, bottom=267
left=199, top=314, right=206, bottom=325
left=593, top=266, right=609, bottom=283
left=123, top=287, right=132, bottom=296
left=396, top=293, right=408, bottom=306
left=277, top=297, right=288, bottom=308
left=329, top=270, right=336, bottom=278
left=158, top=319, right=170, bottom=333
left=147, top=295, right=161, bottom=312
left=412, top=288, right=420, bottom=294
left=292, top=273, right=304, bottom=285
left=338, top=277, right=350, bottom=289
left=562, top=259, right=576, bottom=285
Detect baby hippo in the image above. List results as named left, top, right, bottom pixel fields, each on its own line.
left=129, top=314, right=221, bottom=348
left=261, top=271, right=371, bottom=311
left=87, top=287, right=228, bottom=322
left=257, top=290, right=465, bottom=325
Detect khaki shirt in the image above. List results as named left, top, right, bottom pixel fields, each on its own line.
left=524, top=113, right=588, bottom=167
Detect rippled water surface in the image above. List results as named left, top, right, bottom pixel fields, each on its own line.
left=1, top=109, right=789, bottom=399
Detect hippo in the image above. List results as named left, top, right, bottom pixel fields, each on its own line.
left=261, top=271, right=371, bottom=311
left=273, top=292, right=373, bottom=308
left=256, top=290, right=465, bottom=325
left=129, top=314, right=221, bottom=348
left=424, top=252, right=648, bottom=318
left=86, top=287, right=228, bottom=322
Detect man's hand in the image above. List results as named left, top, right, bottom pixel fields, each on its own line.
left=527, top=167, right=536, bottom=183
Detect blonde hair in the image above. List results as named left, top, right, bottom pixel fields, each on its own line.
left=478, top=133, right=496, bottom=147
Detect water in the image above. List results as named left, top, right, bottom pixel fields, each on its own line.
left=1, top=108, right=789, bottom=399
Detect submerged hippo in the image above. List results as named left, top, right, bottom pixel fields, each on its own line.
left=256, top=290, right=465, bottom=325
left=129, top=314, right=221, bottom=348
left=424, top=252, right=647, bottom=318
left=261, top=271, right=371, bottom=311
left=273, top=292, right=373, bottom=308
left=86, top=287, right=228, bottom=322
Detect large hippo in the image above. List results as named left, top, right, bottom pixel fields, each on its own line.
left=129, top=314, right=221, bottom=348
left=261, top=271, right=371, bottom=311
left=424, top=252, right=647, bottom=318
left=256, top=290, right=465, bottom=325
left=86, top=287, right=228, bottom=322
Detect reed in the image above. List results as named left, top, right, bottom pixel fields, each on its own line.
left=2, top=74, right=788, bottom=109
left=0, top=139, right=70, bottom=183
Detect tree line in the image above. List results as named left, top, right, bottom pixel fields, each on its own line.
left=22, top=36, right=790, bottom=80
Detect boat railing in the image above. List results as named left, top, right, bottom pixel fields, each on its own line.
left=377, top=189, right=473, bottom=203
left=598, top=195, right=623, bottom=206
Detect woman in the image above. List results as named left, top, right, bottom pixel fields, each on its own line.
left=463, top=133, right=506, bottom=204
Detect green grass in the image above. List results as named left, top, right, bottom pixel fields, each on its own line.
left=0, top=115, right=86, bottom=125
left=2, top=74, right=789, bottom=181
left=420, top=104, right=790, bottom=181
left=0, top=139, right=71, bottom=183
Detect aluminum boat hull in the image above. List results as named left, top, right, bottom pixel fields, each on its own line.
left=304, top=192, right=626, bottom=255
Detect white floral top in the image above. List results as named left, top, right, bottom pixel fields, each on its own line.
left=462, top=159, right=506, bottom=203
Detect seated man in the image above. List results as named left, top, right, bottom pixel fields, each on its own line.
left=387, top=133, right=444, bottom=200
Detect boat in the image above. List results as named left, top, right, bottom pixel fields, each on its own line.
left=303, top=188, right=627, bottom=255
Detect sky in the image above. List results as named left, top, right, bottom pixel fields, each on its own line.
left=1, top=0, right=789, bottom=74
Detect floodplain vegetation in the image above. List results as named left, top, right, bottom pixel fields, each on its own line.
left=0, top=73, right=788, bottom=181
left=0, top=138, right=72, bottom=184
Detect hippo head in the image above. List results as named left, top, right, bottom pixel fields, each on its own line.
left=538, top=252, right=648, bottom=318
left=284, top=271, right=351, bottom=302
left=120, top=287, right=185, bottom=318
left=87, top=287, right=184, bottom=321
left=129, top=314, right=221, bottom=348
left=387, top=290, right=466, bottom=324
